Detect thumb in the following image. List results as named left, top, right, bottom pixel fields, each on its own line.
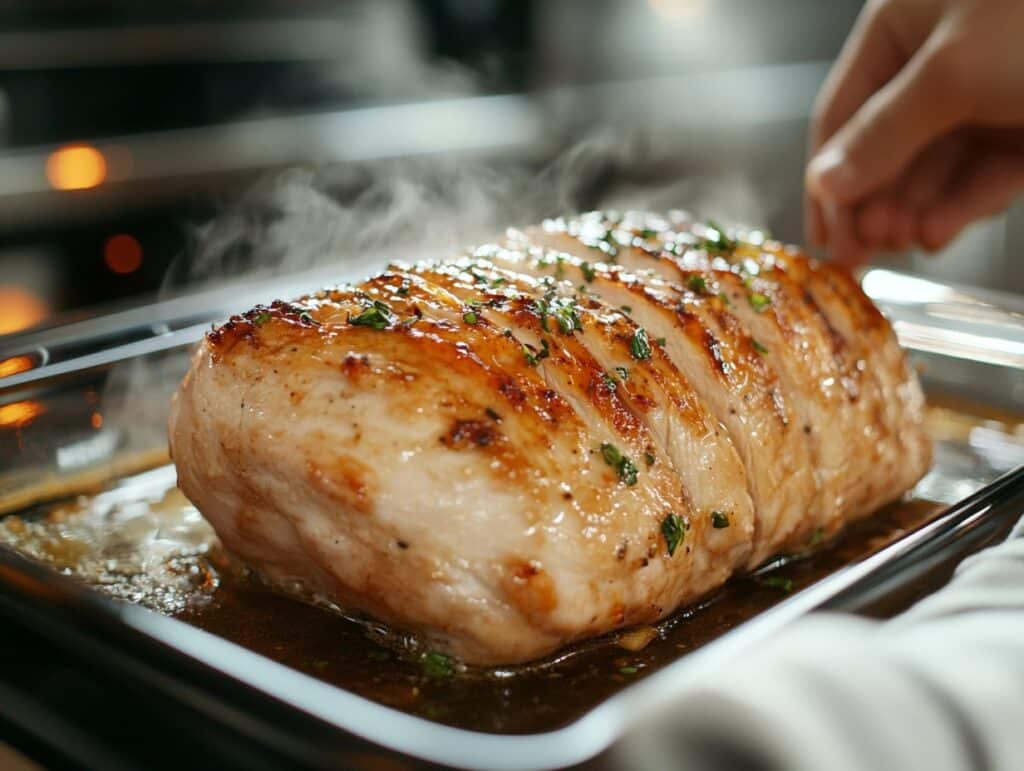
left=807, top=42, right=966, bottom=205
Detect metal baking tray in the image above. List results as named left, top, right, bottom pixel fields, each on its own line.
left=1, top=266, right=1022, bottom=770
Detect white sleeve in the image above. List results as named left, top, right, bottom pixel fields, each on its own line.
left=615, top=516, right=1024, bottom=771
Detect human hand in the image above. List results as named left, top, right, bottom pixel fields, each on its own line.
left=805, top=0, right=1024, bottom=265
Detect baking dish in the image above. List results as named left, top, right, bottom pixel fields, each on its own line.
left=1, top=266, right=1022, bottom=769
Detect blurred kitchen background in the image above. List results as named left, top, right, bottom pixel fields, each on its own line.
left=0, top=0, right=1021, bottom=341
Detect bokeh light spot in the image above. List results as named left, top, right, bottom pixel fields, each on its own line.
left=0, top=287, right=48, bottom=335
left=46, top=144, right=108, bottom=191
left=103, top=234, right=143, bottom=275
left=0, top=400, right=45, bottom=429
left=0, top=356, right=35, bottom=378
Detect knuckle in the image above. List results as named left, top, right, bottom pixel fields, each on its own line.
left=922, top=40, right=971, bottom=92
left=866, top=0, right=897, bottom=24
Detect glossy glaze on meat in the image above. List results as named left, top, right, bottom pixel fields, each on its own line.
left=168, top=211, right=930, bottom=665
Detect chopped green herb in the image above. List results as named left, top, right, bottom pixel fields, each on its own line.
left=687, top=275, right=707, bottom=294
left=644, top=452, right=656, bottom=467
left=463, top=310, right=479, bottom=325
left=554, top=255, right=566, bottom=280
left=614, top=366, right=630, bottom=381
left=749, top=292, right=772, bottom=313
left=491, top=276, right=507, bottom=287
left=807, top=527, right=824, bottom=548
left=701, top=220, right=737, bottom=252
left=601, top=372, right=618, bottom=391
left=396, top=279, right=411, bottom=296
left=661, top=513, right=686, bottom=556
left=620, top=305, right=632, bottom=314
left=751, top=339, right=769, bottom=355
left=600, top=442, right=638, bottom=486
left=655, top=337, right=666, bottom=347
left=756, top=575, right=794, bottom=593
left=348, top=300, right=394, bottom=330
left=533, top=298, right=551, bottom=332
left=420, top=651, right=454, bottom=678
left=552, top=300, right=582, bottom=334
left=485, top=407, right=501, bottom=421
left=711, top=511, right=730, bottom=529
left=637, top=228, right=658, bottom=239
left=298, top=310, right=319, bottom=326
left=618, top=665, right=639, bottom=675
left=630, top=328, right=652, bottom=360
left=580, top=261, right=597, bottom=283
left=523, top=339, right=550, bottom=367
left=588, top=230, right=619, bottom=258
left=252, top=311, right=272, bottom=326
left=718, top=291, right=731, bottom=306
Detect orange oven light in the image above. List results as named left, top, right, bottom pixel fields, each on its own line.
left=0, top=287, right=48, bottom=335
left=46, top=144, right=107, bottom=191
left=0, top=400, right=45, bottom=429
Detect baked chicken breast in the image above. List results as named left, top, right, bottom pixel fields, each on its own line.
left=169, top=211, right=930, bottom=665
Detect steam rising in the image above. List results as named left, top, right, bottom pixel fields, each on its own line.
left=165, top=127, right=775, bottom=292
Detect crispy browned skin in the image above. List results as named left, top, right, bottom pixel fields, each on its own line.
left=169, top=211, right=930, bottom=665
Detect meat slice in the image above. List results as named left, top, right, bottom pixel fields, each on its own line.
left=501, top=226, right=819, bottom=566
left=169, top=212, right=931, bottom=665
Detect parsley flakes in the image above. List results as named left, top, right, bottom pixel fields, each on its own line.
left=749, top=292, right=772, bottom=313
left=756, top=575, right=794, bottom=593
left=711, top=511, right=730, bottom=528
left=661, top=513, right=686, bottom=556
left=523, top=339, right=550, bottom=366
left=348, top=300, right=394, bottom=330
left=600, top=443, right=638, bottom=486
left=420, top=651, right=454, bottom=678
left=701, top=220, right=737, bottom=253
left=630, top=328, right=652, bottom=360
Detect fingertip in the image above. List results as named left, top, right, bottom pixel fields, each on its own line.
left=919, top=210, right=956, bottom=253
left=825, top=202, right=871, bottom=266
left=891, top=207, right=915, bottom=251
left=804, top=196, right=826, bottom=247
left=807, top=146, right=859, bottom=203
